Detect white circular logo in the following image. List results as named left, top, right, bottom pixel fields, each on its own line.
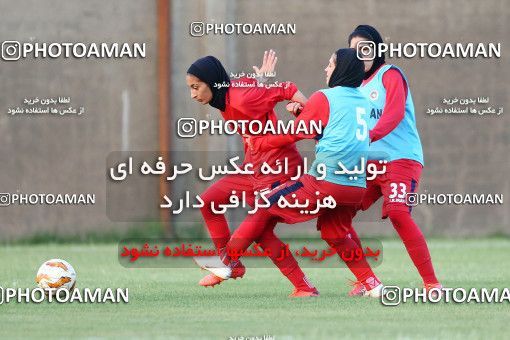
left=370, top=90, right=379, bottom=101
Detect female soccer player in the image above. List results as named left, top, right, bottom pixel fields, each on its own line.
left=186, top=52, right=319, bottom=297
left=337, top=25, right=441, bottom=295
left=196, top=49, right=384, bottom=297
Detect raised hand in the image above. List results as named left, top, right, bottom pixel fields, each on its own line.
left=252, top=49, right=277, bottom=77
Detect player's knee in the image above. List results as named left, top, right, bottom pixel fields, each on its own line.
left=198, top=197, right=212, bottom=215
left=198, top=188, right=221, bottom=215
left=258, top=228, right=276, bottom=242
left=387, top=210, right=423, bottom=235
left=198, top=188, right=214, bottom=205
left=387, top=210, right=409, bottom=223
left=319, top=227, right=331, bottom=243
left=320, top=226, right=348, bottom=248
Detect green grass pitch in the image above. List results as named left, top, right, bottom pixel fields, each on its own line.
left=1, top=238, right=509, bottom=339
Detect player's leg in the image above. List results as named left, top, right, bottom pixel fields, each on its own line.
left=257, top=225, right=319, bottom=296
left=199, top=175, right=318, bottom=293
left=198, top=175, right=253, bottom=286
left=224, top=176, right=326, bottom=256
left=196, top=179, right=315, bottom=281
left=343, top=177, right=383, bottom=248
left=387, top=210, right=439, bottom=287
left=219, top=175, right=366, bottom=277
left=329, top=176, right=383, bottom=295
left=318, top=206, right=383, bottom=297
left=195, top=208, right=275, bottom=281
left=250, top=177, right=320, bottom=296
left=199, top=213, right=312, bottom=295
left=199, top=174, right=253, bottom=251
left=346, top=227, right=362, bottom=248
left=381, top=159, right=440, bottom=287
left=200, top=203, right=319, bottom=295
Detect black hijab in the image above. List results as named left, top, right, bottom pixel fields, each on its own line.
left=348, top=25, right=385, bottom=80
left=328, top=48, right=365, bottom=88
left=187, top=56, right=230, bottom=111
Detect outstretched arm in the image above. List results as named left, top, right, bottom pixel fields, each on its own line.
left=247, top=91, right=330, bottom=152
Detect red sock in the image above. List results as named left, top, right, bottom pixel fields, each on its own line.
left=388, top=210, right=439, bottom=285
left=346, top=227, right=362, bottom=248
left=227, top=210, right=274, bottom=256
left=258, top=228, right=316, bottom=292
left=200, top=204, right=230, bottom=250
left=331, top=237, right=380, bottom=290
left=321, top=222, right=379, bottom=290
left=200, top=183, right=238, bottom=250
left=227, top=212, right=316, bottom=292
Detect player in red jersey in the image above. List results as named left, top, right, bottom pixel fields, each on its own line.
left=186, top=51, right=319, bottom=297
left=194, top=49, right=384, bottom=298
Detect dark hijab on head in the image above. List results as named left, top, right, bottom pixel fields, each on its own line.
left=348, top=25, right=385, bottom=80
left=187, top=56, right=230, bottom=111
left=328, top=48, right=365, bottom=88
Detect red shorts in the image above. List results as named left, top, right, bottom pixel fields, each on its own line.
left=264, top=174, right=365, bottom=225
left=361, top=159, right=422, bottom=218
left=200, top=173, right=292, bottom=209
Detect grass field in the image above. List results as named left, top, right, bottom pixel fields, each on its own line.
left=1, top=238, right=510, bottom=339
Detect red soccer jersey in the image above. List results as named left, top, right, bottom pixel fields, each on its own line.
left=221, top=77, right=303, bottom=190
left=250, top=91, right=330, bottom=152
